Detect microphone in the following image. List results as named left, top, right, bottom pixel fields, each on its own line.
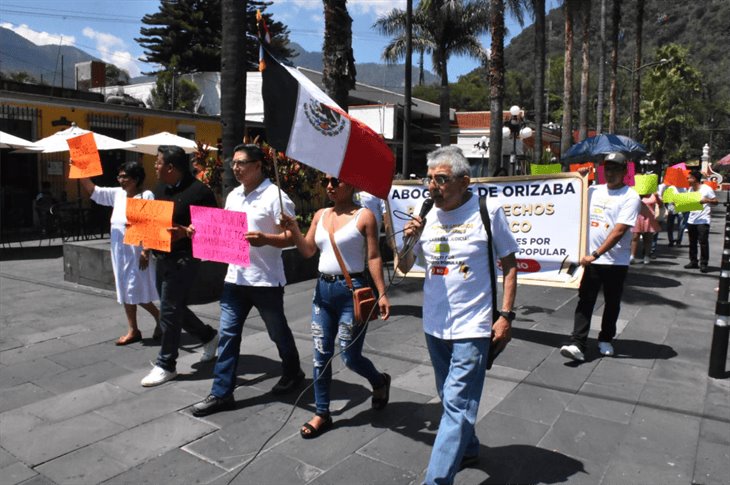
left=399, top=198, right=434, bottom=259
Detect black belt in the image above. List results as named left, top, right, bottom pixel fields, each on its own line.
left=319, top=272, right=365, bottom=282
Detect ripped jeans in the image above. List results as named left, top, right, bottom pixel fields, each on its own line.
left=310, top=275, right=385, bottom=416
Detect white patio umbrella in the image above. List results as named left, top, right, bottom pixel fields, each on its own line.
left=0, top=130, right=37, bottom=149
left=126, top=131, right=218, bottom=155
left=18, top=123, right=136, bottom=153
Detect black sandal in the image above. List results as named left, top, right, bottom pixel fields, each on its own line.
left=300, top=413, right=333, bottom=439
left=372, top=373, right=391, bottom=410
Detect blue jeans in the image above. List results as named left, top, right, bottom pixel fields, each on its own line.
left=155, top=255, right=216, bottom=372
left=667, top=212, right=689, bottom=244
left=311, top=276, right=385, bottom=416
left=424, top=334, right=489, bottom=485
left=211, top=283, right=301, bottom=398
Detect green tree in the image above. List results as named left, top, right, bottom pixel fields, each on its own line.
left=147, top=71, right=201, bottom=112
left=105, top=64, right=130, bottom=86
left=137, top=0, right=293, bottom=74
left=322, top=0, right=356, bottom=111
left=375, top=0, right=491, bottom=146
left=640, top=44, right=702, bottom=165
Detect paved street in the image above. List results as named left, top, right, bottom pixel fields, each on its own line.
left=1, top=203, right=729, bottom=485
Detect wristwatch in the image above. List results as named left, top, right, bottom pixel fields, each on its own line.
left=500, top=310, right=516, bottom=323
left=591, top=251, right=601, bottom=259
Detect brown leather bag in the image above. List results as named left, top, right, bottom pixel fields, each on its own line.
left=327, top=210, right=378, bottom=325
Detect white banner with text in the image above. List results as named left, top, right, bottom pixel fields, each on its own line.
left=385, top=174, right=588, bottom=288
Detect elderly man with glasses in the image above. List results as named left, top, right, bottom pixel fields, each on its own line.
left=560, top=152, right=641, bottom=362
left=191, top=144, right=304, bottom=416
left=398, top=146, right=518, bottom=484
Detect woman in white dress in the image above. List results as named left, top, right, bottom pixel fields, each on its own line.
left=78, top=161, right=160, bottom=345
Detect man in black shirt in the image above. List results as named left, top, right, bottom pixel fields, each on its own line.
left=141, top=145, right=219, bottom=387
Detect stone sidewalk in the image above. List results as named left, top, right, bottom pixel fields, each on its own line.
left=1, top=204, right=729, bottom=485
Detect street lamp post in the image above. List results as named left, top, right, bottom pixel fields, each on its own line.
left=473, top=136, right=488, bottom=177
left=502, top=105, right=533, bottom=176
left=616, top=58, right=668, bottom=140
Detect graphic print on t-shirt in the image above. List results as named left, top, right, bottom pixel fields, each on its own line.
left=426, top=222, right=476, bottom=279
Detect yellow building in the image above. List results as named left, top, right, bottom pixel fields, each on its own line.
left=1, top=84, right=228, bottom=237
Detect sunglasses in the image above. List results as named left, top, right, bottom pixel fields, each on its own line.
left=321, top=177, right=340, bottom=188
left=422, top=175, right=454, bottom=186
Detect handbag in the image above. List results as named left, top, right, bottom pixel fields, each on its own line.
left=326, top=210, right=378, bottom=325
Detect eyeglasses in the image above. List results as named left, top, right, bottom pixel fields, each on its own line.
left=321, top=177, right=340, bottom=188
left=422, top=175, right=454, bottom=186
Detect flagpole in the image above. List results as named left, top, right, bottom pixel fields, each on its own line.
left=271, top=150, right=285, bottom=217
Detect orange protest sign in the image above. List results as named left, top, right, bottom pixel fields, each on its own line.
left=67, top=133, right=103, bottom=178
left=663, top=167, right=690, bottom=188
left=569, top=162, right=595, bottom=181
left=124, top=198, right=174, bottom=252
left=704, top=180, right=719, bottom=191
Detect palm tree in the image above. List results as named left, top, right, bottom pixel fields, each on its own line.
left=577, top=0, right=591, bottom=141
left=488, top=0, right=527, bottom=176
left=560, top=0, right=579, bottom=158
left=374, top=1, right=490, bottom=146
left=322, top=0, right=356, bottom=111
left=595, top=0, right=607, bottom=133
left=220, top=0, right=246, bottom=198
left=531, top=0, right=546, bottom=164
left=608, top=0, right=622, bottom=133
left=630, top=0, right=645, bottom=140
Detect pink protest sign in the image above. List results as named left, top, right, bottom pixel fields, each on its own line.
left=596, top=161, right=635, bottom=186
left=190, top=205, right=250, bottom=266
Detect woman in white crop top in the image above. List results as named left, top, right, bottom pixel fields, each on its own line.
left=282, top=174, right=391, bottom=439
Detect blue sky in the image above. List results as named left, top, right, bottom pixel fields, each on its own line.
left=0, top=0, right=555, bottom=81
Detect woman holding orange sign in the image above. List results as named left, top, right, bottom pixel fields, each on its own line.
left=77, top=161, right=160, bottom=345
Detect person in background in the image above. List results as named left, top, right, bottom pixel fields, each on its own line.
left=684, top=170, right=718, bottom=273
left=141, top=145, right=218, bottom=387
left=398, top=146, right=518, bottom=484
left=630, top=191, right=662, bottom=265
left=35, top=181, right=57, bottom=236
left=281, top=175, right=391, bottom=440
left=561, top=152, right=640, bottom=361
left=191, top=144, right=305, bottom=417
left=77, top=162, right=160, bottom=345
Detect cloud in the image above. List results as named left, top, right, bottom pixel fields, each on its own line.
left=82, top=27, right=141, bottom=77
left=0, top=22, right=75, bottom=46
left=289, top=0, right=404, bottom=17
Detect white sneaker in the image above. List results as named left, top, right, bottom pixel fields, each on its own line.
left=141, top=365, right=178, bottom=387
left=560, top=344, right=585, bottom=362
left=598, top=341, right=614, bottom=356
left=643, top=256, right=650, bottom=265
left=630, top=256, right=636, bottom=264
left=199, top=336, right=218, bottom=363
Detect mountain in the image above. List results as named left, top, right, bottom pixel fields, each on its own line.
left=0, top=27, right=99, bottom=87
left=288, top=42, right=438, bottom=93
left=502, top=0, right=730, bottom=100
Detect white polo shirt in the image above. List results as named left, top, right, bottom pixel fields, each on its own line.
left=224, top=179, right=296, bottom=286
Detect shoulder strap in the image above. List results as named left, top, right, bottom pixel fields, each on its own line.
left=479, top=195, right=499, bottom=323
left=326, top=209, right=354, bottom=290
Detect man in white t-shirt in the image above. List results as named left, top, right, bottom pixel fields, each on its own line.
left=192, top=144, right=304, bottom=417
left=684, top=170, right=718, bottom=273
left=398, top=146, right=518, bottom=484
left=561, top=152, right=641, bottom=362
